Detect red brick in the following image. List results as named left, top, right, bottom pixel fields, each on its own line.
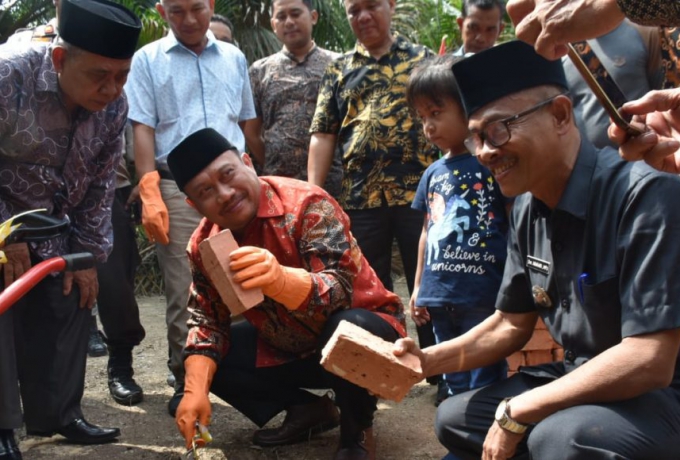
left=320, top=320, right=423, bottom=402
left=553, top=347, right=564, bottom=361
left=506, top=351, right=525, bottom=373
left=198, top=229, right=264, bottom=315
left=522, top=329, right=558, bottom=351
left=524, top=349, right=554, bottom=366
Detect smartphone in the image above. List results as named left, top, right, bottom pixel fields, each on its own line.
left=566, top=44, right=644, bottom=138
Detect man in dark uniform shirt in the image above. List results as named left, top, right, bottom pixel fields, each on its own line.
left=396, top=40, right=680, bottom=460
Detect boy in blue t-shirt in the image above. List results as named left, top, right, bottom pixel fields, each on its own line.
left=407, top=56, right=509, bottom=405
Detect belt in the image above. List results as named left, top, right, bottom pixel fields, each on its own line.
left=158, top=169, right=174, bottom=181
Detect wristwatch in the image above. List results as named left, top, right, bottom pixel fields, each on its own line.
left=494, top=398, right=529, bottom=434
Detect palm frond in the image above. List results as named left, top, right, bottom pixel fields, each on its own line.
left=115, top=0, right=167, bottom=48
left=312, top=0, right=353, bottom=53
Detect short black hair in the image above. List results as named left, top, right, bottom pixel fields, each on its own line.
left=407, top=55, right=465, bottom=110
left=272, top=0, right=313, bottom=12
left=461, top=0, right=506, bottom=18
left=210, top=14, right=234, bottom=33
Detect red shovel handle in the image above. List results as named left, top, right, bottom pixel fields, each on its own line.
left=0, top=253, right=94, bottom=316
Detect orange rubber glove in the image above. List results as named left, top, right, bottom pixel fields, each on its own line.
left=138, top=171, right=170, bottom=245
left=176, top=354, right=217, bottom=449
left=229, top=246, right=312, bottom=310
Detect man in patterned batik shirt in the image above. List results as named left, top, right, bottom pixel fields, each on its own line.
left=246, top=0, right=342, bottom=197
left=308, top=0, right=439, bottom=379
left=169, top=128, right=405, bottom=460
left=0, top=0, right=141, bottom=455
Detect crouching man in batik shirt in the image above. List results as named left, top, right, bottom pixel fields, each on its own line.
left=170, top=128, right=406, bottom=460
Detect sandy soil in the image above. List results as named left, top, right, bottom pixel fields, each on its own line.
left=17, top=280, right=447, bottom=460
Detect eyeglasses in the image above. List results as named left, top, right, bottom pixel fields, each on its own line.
left=464, top=93, right=567, bottom=155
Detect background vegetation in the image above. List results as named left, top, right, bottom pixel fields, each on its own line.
left=1, top=0, right=515, bottom=60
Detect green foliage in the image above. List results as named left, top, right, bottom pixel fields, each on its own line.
left=105, top=0, right=351, bottom=64
left=312, top=0, right=353, bottom=53
left=395, top=0, right=462, bottom=53
left=0, top=0, right=55, bottom=44
left=1, top=0, right=516, bottom=56
left=220, top=0, right=354, bottom=63
left=115, top=0, right=167, bottom=48
left=395, top=0, right=515, bottom=54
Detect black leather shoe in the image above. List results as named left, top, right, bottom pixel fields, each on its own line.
left=0, top=429, right=22, bottom=460
left=87, top=327, right=107, bottom=358
left=167, top=387, right=184, bottom=417
left=253, top=394, right=340, bottom=447
left=108, top=349, right=143, bottom=406
left=334, top=427, right=375, bottom=460
left=335, top=414, right=375, bottom=460
left=29, top=419, right=120, bottom=445
left=109, top=377, right=143, bottom=406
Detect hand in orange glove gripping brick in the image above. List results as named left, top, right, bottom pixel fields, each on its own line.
left=138, top=171, right=170, bottom=245
left=229, top=246, right=312, bottom=310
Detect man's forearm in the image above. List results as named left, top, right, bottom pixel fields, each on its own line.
left=308, top=133, right=337, bottom=187
left=132, top=122, right=157, bottom=177
left=243, top=118, right=265, bottom=166
left=510, top=328, right=680, bottom=425
left=423, top=310, right=537, bottom=377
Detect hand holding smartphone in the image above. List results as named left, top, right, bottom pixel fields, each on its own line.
left=566, top=44, right=645, bottom=138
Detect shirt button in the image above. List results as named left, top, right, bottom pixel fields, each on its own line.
left=565, top=350, right=576, bottom=363
left=561, top=299, right=570, bottom=309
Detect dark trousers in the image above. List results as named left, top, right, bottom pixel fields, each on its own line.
left=0, top=310, right=21, bottom=429
left=96, top=186, right=145, bottom=349
left=209, top=309, right=400, bottom=428
left=2, top=274, right=90, bottom=431
left=345, top=204, right=436, bottom=351
left=436, top=364, right=680, bottom=460
left=429, top=307, right=506, bottom=396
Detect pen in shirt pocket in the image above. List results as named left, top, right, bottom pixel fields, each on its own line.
left=578, top=273, right=590, bottom=304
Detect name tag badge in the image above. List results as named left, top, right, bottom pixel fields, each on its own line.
left=527, top=255, right=550, bottom=275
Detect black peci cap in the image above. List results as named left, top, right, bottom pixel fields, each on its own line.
left=451, top=40, right=568, bottom=117
left=59, top=0, right=142, bottom=60
left=167, top=128, right=239, bottom=192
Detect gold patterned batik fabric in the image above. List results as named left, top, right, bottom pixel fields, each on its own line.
left=617, top=0, right=680, bottom=27
left=310, top=36, right=439, bottom=211
left=571, top=40, right=629, bottom=107
left=660, top=27, right=680, bottom=88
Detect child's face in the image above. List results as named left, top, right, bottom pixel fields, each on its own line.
left=413, top=97, right=469, bottom=154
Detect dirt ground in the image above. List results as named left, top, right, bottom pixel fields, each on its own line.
left=17, top=279, right=448, bottom=460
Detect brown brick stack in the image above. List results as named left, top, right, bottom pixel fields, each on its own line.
left=506, top=318, right=563, bottom=375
